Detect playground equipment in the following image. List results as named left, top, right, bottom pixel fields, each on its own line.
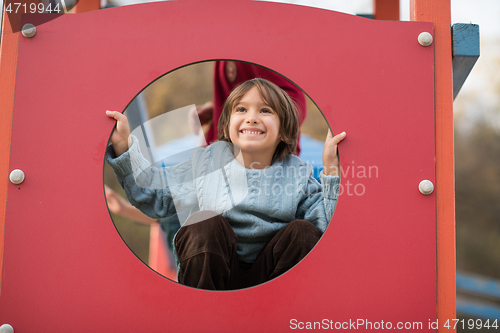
left=0, top=0, right=473, bottom=331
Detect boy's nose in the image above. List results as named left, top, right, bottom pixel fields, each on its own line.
left=245, top=117, right=259, bottom=124
left=245, top=110, right=260, bottom=123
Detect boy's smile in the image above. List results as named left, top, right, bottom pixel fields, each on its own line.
left=228, top=86, right=281, bottom=168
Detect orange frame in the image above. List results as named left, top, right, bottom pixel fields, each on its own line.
left=410, top=1, right=456, bottom=331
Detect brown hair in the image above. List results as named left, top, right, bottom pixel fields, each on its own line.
left=217, top=78, right=299, bottom=162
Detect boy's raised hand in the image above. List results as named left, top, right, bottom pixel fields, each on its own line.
left=106, top=110, right=131, bottom=157
left=322, top=130, right=346, bottom=177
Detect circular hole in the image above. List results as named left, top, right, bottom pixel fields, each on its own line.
left=104, top=60, right=336, bottom=290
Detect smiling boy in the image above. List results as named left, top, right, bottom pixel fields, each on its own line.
left=106, top=78, right=346, bottom=290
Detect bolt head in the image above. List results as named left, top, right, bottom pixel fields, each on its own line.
left=0, top=324, right=14, bottom=333
left=419, top=180, right=434, bottom=195
left=418, top=32, right=433, bottom=46
left=22, top=24, right=36, bottom=38
left=9, top=169, right=25, bottom=185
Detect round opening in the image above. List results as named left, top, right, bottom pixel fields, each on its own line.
left=104, top=60, right=337, bottom=290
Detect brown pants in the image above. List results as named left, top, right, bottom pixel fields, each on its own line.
left=174, top=210, right=322, bottom=290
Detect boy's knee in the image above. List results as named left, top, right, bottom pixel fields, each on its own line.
left=177, top=211, right=225, bottom=242
left=175, top=211, right=235, bottom=251
left=183, top=210, right=221, bottom=227
left=288, top=220, right=321, bottom=234
left=283, top=220, right=322, bottom=245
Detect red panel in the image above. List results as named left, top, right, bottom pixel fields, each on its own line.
left=1, top=1, right=435, bottom=331
left=0, top=0, right=41, bottom=294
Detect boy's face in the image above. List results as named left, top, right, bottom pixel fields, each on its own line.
left=228, top=86, right=281, bottom=160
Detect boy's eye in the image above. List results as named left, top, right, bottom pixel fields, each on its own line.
left=235, top=107, right=246, bottom=113
left=261, top=108, right=272, bottom=113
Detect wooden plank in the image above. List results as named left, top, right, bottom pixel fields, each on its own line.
left=373, top=0, right=400, bottom=20
left=452, top=23, right=480, bottom=99
left=410, top=1, right=456, bottom=331
left=0, top=0, right=41, bottom=294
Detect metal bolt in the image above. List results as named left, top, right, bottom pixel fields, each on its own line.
left=21, top=24, right=36, bottom=38
left=419, top=180, right=434, bottom=195
left=0, top=324, right=14, bottom=333
left=418, top=32, right=433, bottom=46
left=9, top=169, right=25, bottom=185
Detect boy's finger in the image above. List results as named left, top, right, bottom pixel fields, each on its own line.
left=105, top=110, right=118, bottom=120
left=331, top=131, right=346, bottom=145
left=106, top=110, right=127, bottom=122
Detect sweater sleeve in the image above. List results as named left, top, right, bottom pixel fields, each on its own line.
left=105, top=136, right=198, bottom=219
left=295, top=171, right=339, bottom=233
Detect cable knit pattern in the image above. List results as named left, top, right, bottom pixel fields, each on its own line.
left=106, top=136, right=340, bottom=263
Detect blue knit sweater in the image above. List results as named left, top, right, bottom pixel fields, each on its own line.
left=106, top=136, right=339, bottom=263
